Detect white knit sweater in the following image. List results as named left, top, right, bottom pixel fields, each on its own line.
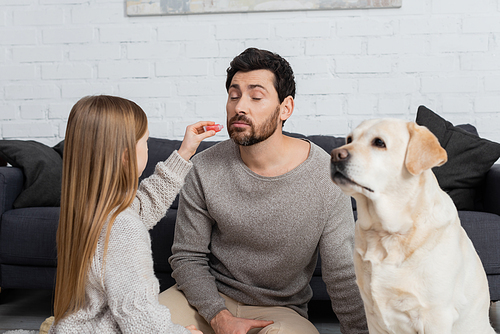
left=49, top=151, right=192, bottom=334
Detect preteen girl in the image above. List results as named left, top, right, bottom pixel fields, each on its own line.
left=48, top=95, right=216, bottom=333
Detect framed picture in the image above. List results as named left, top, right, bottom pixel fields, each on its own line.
left=126, top=0, right=402, bottom=16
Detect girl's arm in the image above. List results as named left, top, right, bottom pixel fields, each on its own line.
left=133, top=151, right=192, bottom=230
left=133, top=122, right=217, bottom=230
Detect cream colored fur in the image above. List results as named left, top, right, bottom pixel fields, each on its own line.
left=330, top=119, right=495, bottom=334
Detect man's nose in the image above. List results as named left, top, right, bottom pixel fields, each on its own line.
left=234, top=97, right=249, bottom=114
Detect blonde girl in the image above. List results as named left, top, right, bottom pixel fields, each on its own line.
left=49, top=95, right=216, bottom=333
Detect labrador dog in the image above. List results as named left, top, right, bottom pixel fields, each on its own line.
left=330, top=119, right=495, bottom=334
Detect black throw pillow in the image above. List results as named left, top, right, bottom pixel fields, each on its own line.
left=416, top=106, right=500, bottom=210
left=53, top=140, right=64, bottom=158
left=0, top=140, right=62, bottom=208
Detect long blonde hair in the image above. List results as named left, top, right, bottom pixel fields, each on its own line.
left=53, top=95, right=148, bottom=323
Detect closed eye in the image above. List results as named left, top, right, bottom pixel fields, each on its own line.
left=372, top=138, right=386, bottom=148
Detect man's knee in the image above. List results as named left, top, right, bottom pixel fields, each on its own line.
left=159, top=285, right=213, bottom=333
left=158, top=285, right=190, bottom=310
left=257, top=320, right=319, bottom=334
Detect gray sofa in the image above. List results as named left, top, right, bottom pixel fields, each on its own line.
left=1, top=108, right=500, bottom=303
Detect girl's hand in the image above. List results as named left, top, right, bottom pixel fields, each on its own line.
left=178, top=121, right=219, bottom=161
left=185, top=324, right=203, bottom=334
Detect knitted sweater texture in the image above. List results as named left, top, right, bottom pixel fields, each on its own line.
left=50, top=151, right=192, bottom=334
left=170, top=139, right=368, bottom=334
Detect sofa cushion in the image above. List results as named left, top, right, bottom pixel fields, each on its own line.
left=0, top=264, right=57, bottom=289
left=460, top=211, right=500, bottom=275
left=304, top=135, right=346, bottom=153
left=0, top=140, right=62, bottom=208
left=0, top=167, right=24, bottom=215
left=416, top=106, right=500, bottom=210
left=141, top=138, right=182, bottom=182
left=0, top=207, right=59, bottom=266
left=284, top=132, right=346, bottom=153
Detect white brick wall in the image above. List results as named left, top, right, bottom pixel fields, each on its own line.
left=1, top=0, right=500, bottom=147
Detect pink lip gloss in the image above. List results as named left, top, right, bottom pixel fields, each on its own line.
left=203, top=124, right=224, bottom=132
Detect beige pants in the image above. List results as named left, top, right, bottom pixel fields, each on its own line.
left=159, top=286, right=320, bottom=334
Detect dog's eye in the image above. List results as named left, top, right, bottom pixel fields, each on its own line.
left=373, top=138, right=386, bottom=148
left=346, top=136, right=352, bottom=144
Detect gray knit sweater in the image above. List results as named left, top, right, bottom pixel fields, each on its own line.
left=170, top=139, right=368, bottom=334
left=49, top=151, right=192, bottom=334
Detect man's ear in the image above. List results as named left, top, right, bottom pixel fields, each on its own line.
left=405, top=122, right=447, bottom=176
left=280, top=96, right=294, bottom=122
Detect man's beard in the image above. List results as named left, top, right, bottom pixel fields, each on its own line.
left=228, top=106, right=280, bottom=146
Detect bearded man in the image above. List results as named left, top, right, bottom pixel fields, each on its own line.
left=160, top=48, right=368, bottom=334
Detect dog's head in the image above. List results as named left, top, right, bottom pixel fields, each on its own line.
left=330, top=119, right=447, bottom=200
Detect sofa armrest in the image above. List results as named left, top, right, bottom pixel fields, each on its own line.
left=482, top=164, right=500, bottom=216
left=0, top=166, right=24, bottom=216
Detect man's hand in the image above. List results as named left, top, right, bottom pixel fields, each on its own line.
left=210, top=309, right=273, bottom=334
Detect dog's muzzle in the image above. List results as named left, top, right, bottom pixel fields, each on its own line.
left=330, top=148, right=374, bottom=193
left=330, top=148, right=351, bottom=183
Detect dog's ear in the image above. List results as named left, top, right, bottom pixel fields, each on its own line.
left=405, top=122, right=447, bottom=176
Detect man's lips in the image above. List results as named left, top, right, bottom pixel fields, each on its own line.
left=231, top=122, right=250, bottom=128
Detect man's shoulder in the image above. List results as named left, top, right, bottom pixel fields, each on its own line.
left=303, top=142, right=346, bottom=197
left=307, top=141, right=334, bottom=170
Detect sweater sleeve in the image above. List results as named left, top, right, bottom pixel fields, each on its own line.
left=103, top=216, right=191, bottom=334
left=169, top=164, right=228, bottom=323
left=319, top=190, right=369, bottom=334
left=133, top=150, right=192, bottom=230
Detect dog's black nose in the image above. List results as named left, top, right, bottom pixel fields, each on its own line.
left=331, top=148, right=350, bottom=163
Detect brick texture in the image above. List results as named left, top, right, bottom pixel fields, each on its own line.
left=0, top=0, right=499, bottom=144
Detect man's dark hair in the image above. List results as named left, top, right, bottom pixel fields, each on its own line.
left=225, top=48, right=296, bottom=104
